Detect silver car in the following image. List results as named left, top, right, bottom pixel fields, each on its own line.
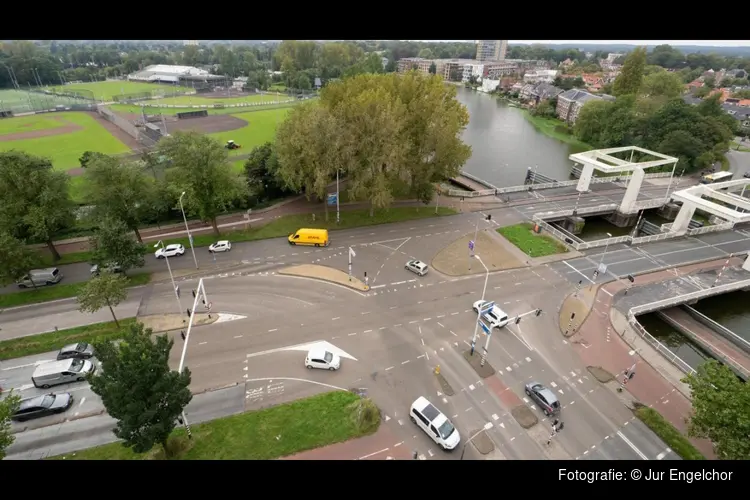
left=405, top=259, right=429, bottom=276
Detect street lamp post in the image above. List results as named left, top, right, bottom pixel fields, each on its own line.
left=460, top=422, right=494, bottom=460
left=469, top=255, right=490, bottom=355
left=154, top=240, right=183, bottom=316
left=179, top=192, right=199, bottom=270
left=336, top=169, right=340, bottom=225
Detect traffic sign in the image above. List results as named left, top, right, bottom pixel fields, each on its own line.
left=480, top=301, right=495, bottom=312
left=479, top=320, right=491, bottom=335
left=468, top=240, right=475, bottom=251
left=327, top=193, right=337, bottom=206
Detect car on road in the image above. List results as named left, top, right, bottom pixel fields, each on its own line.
left=525, top=382, right=561, bottom=416
left=31, top=358, right=96, bottom=389
left=472, top=300, right=510, bottom=328
left=155, top=244, right=185, bottom=259
left=11, top=393, right=74, bottom=422
left=209, top=240, right=232, bottom=253
left=56, top=342, right=95, bottom=361
left=16, top=267, right=63, bottom=288
left=744, top=171, right=750, bottom=179
left=305, top=348, right=341, bottom=371
left=410, top=396, right=460, bottom=451
left=90, top=262, right=122, bottom=276
left=288, top=228, right=330, bottom=247
left=405, top=259, right=429, bottom=276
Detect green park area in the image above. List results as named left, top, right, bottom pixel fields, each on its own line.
left=497, top=223, right=568, bottom=258
left=51, top=390, right=380, bottom=460
left=634, top=405, right=705, bottom=460
left=0, top=112, right=131, bottom=170
left=0, top=318, right=136, bottom=361
left=151, top=93, right=292, bottom=106
left=46, top=81, right=193, bottom=101
left=208, top=107, right=291, bottom=157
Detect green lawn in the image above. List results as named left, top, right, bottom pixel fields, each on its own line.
left=0, top=115, right=68, bottom=135
left=109, top=101, right=301, bottom=116
left=0, top=112, right=131, bottom=171
left=497, top=223, right=568, bottom=258
left=161, top=206, right=458, bottom=249
left=0, top=318, right=136, bottom=361
left=522, top=112, right=592, bottom=152
left=51, top=390, right=380, bottom=460
left=269, top=84, right=287, bottom=92
left=0, top=272, right=151, bottom=309
left=151, top=93, right=292, bottom=106
left=46, top=81, right=193, bottom=101
left=634, top=406, right=705, bottom=460
left=231, top=159, right=246, bottom=173
left=208, top=108, right=292, bottom=157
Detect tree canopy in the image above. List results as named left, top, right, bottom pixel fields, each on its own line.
left=88, top=322, right=192, bottom=457
left=0, top=390, right=21, bottom=459
left=77, top=272, right=129, bottom=326
left=612, top=47, right=647, bottom=97
left=683, top=360, right=750, bottom=460
left=0, top=232, right=40, bottom=287
left=243, top=142, right=290, bottom=203
left=89, top=217, right=146, bottom=274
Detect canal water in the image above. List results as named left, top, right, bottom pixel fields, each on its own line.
left=455, top=87, right=585, bottom=187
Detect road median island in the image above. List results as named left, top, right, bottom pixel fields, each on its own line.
left=138, top=313, right=217, bottom=333
left=278, top=264, right=368, bottom=291
left=558, top=286, right=599, bottom=337
left=633, top=404, right=706, bottom=460
left=432, top=230, right=524, bottom=276
left=0, top=272, right=152, bottom=309
left=50, top=390, right=381, bottom=460
left=496, top=223, right=569, bottom=258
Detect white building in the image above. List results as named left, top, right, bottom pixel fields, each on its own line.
left=523, top=70, right=558, bottom=84
left=462, top=63, right=485, bottom=82
left=476, top=40, right=508, bottom=62
left=183, top=40, right=199, bottom=46
left=232, top=77, right=248, bottom=90
left=480, top=79, right=500, bottom=93
left=128, top=64, right=223, bottom=84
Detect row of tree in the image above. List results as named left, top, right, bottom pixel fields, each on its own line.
left=571, top=47, right=737, bottom=172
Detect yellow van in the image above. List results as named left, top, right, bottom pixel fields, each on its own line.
left=288, top=228, right=330, bottom=247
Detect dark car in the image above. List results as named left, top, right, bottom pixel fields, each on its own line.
left=90, top=263, right=122, bottom=276
left=525, top=381, right=561, bottom=416
left=11, top=393, right=74, bottom=422
left=57, top=342, right=95, bottom=360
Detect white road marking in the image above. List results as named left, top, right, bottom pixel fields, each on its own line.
left=402, top=360, right=410, bottom=365
left=602, top=289, right=614, bottom=297
left=199, top=342, right=207, bottom=345
left=78, top=397, right=86, bottom=407
left=385, top=366, right=394, bottom=371
left=332, top=317, right=340, bottom=321
left=617, top=431, right=649, bottom=460
left=268, top=329, right=278, bottom=332
left=656, top=448, right=671, bottom=460
left=234, top=335, right=243, bottom=339
left=550, top=381, right=558, bottom=388
left=492, top=414, right=499, bottom=420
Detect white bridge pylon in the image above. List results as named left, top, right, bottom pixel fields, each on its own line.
left=569, top=146, right=679, bottom=215
left=670, top=179, right=750, bottom=235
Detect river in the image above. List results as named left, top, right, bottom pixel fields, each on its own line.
left=455, top=87, right=583, bottom=187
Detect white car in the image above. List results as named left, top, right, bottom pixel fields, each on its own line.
left=209, top=240, right=232, bottom=253
left=305, top=348, right=341, bottom=371
left=405, top=259, right=429, bottom=276
left=472, top=300, right=510, bottom=328
left=155, top=244, right=185, bottom=259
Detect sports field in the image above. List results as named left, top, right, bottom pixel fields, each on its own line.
left=208, top=108, right=291, bottom=156
left=0, top=112, right=131, bottom=170
left=0, top=89, right=91, bottom=114
left=46, top=81, right=193, bottom=101
left=151, top=93, right=291, bottom=106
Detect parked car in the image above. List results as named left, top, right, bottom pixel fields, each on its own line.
left=409, top=396, right=460, bottom=451
left=16, top=268, right=63, bottom=288
left=56, top=342, right=95, bottom=361
left=744, top=171, right=750, bottom=179
left=472, top=300, right=510, bottom=328
left=155, top=244, right=185, bottom=259
left=525, top=381, right=561, bottom=416
left=11, top=393, right=74, bottom=422
left=90, top=262, right=122, bottom=276
left=209, top=240, right=232, bottom=253
left=305, top=348, right=341, bottom=371
left=405, top=259, right=429, bottom=276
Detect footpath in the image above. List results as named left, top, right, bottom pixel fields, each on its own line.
left=558, top=257, right=746, bottom=459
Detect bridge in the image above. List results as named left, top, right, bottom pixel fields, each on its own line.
left=670, top=179, right=750, bottom=235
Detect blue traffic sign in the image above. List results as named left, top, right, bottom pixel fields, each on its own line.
left=479, top=320, right=491, bottom=335
left=480, top=301, right=495, bottom=312
left=468, top=240, right=475, bottom=251
left=327, top=193, right=337, bottom=206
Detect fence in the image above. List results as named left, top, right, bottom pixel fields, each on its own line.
left=96, top=106, right=140, bottom=142
left=682, top=305, right=750, bottom=356
left=176, top=110, right=209, bottom=120
left=571, top=166, right=673, bottom=180
left=138, top=98, right=296, bottom=111
left=627, top=317, right=696, bottom=375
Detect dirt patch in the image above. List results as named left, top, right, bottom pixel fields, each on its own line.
left=278, top=264, right=368, bottom=291
left=510, top=405, right=538, bottom=429
left=432, top=230, right=524, bottom=277
left=469, top=429, right=495, bottom=455
left=0, top=116, right=83, bottom=142
left=587, top=366, right=614, bottom=383
left=165, top=114, right=248, bottom=135
left=138, top=312, right=217, bottom=333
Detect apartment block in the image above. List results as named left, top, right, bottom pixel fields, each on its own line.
left=476, top=40, right=508, bottom=62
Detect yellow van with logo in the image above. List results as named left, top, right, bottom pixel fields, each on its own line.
left=288, top=228, right=330, bottom=247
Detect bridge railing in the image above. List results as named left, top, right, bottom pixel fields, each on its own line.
left=532, top=204, right=620, bottom=220
left=630, top=232, right=679, bottom=245
left=629, top=278, right=750, bottom=317
left=531, top=217, right=581, bottom=247
left=626, top=316, right=696, bottom=375
left=686, top=222, right=735, bottom=236
left=574, top=235, right=631, bottom=251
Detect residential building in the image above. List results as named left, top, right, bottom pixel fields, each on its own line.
left=606, top=53, right=623, bottom=62
left=462, top=63, right=485, bottom=82
left=232, top=76, right=248, bottom=90
left=556, top=89, right=614, bottom=124
left=397, top=57, right=434, bottom=74
left=476, top=40, right=508, bottom=62
left=581, top=74, right=604, bottom=92
left=519, top=84, right=537, bottom=101
left=510, top=82, right=524, bottom=94
left=530, top=82, right=563, bottom=104
left=480, top=79, right=500, bottom=93
left=183, top=40, right=199, bottom=46
left=485, top=61, right=520, bottom=79
left=560, top=58, right=575, bottom=69
left=726, top=69, right=747, bottom=79
left=722, top=103, right=750, bottom=128
left=523, top=70, right=558, bottom=84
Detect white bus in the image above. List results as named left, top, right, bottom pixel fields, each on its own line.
left=700, top=171, right=734, bottom=184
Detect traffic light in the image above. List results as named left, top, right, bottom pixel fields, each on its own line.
left=192, top=289, right=197, bottom=298
left=186, top=308, right=192, bottom=317
left=627, top=274, right=635, bottom=283
left=364, top=271, right=367, bottom=278
left=535, top=309, right=542, bottom=317
left=515, top=316, right=521, bottom=325
left=180, top=330, right=186, bottom=341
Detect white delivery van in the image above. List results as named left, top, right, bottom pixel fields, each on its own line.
left=410, top=396, right=461, bottom=451
left=31, top=359, right=96, bottom=389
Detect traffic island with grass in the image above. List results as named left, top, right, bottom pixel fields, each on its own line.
left=496, top=223, right=568, bottom=258
left=50, top=390, right=381, bottom=460
left=0, top=318, right=137, bottom=361
left=0, top=272, right=151, bottom=309
left=633, top=404, right=705, bottom=460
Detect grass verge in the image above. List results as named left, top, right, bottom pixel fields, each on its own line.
left=497, top=223, right=568, bottom=258
left=634, top=406, right=705, bottom=460
left=51, top=390, right=380, bottom=460
left=39, top=250, right=94, bottom=266
left=0, top=318, right=136, bottom=361
left=0, top=272, right=151, bottom=309
left=522, top=112, right=592, bottom=152
left=161, top=206, right=458, bottom=249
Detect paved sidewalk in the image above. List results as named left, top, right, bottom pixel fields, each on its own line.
left=560, top=257, right=745, bottom=459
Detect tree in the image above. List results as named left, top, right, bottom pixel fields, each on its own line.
left=89, top=217, right=146, bottom=274
left=612, top=47, right=647, bottom=97
left=88, top=322, right=192, bottom=457
left=79, top=151, right=106, bottom=169
left=428, top=62, right=436, bottom=75
left=0, top=232, right=41, bottom=287
left=244, top=142, right=289, bottom=202
left=417, top=48, right=433, bottom=59
left=0, top=391, right=21, bottom=459
left=158, top=131, right=247, bottom=235
left=77, top=272, right=129, bottom=327
left=0, top=151, right=76, bottom=261
left=641, top=71, right=684, bottom=99
left=683, top=360, right=750, bottom=460
left=84, top=155, right=153, bottom=243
